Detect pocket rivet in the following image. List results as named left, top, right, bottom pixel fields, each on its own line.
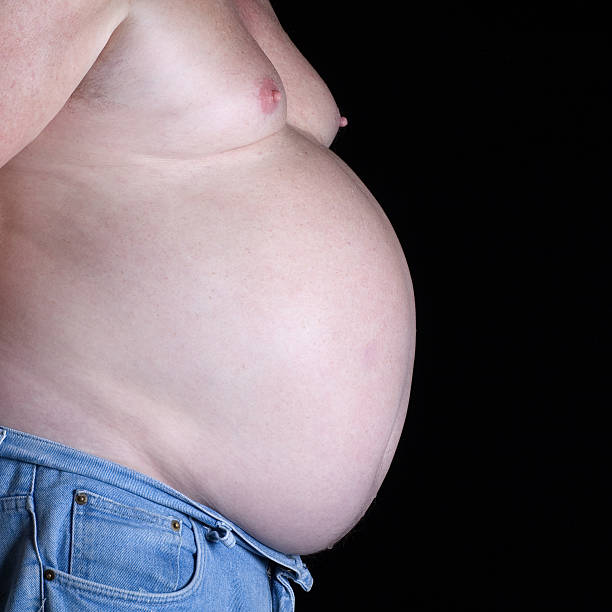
left=75, top=492, right=88, bottom=505
left=171, top=519, right=181, bottom=531
left=44, top=569, right=56, bottom=581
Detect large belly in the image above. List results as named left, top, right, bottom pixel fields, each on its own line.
left=0, top=127, right=415, bottom=554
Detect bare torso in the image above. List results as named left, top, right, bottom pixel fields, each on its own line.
left=0, top=0, right=415, bottom=555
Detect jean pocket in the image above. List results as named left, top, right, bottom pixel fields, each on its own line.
left=0, top=495, right=31, bottom=600
left=69, top=489, right=198, bottom=595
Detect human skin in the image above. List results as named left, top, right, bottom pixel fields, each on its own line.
left=0, top=0, right=415, bottom=555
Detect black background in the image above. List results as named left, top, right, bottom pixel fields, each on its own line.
left=272, top=3, right=610, bottom=611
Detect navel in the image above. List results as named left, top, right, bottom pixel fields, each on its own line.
left=339, top=116, right=348, bottom=127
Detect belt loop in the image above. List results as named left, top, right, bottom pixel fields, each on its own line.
left=205, top=521, right=236, bottom=548
left=270, top=562, right=313, bottom=593
left=271, top=568, right=297, bottom=611
left=0, top=429, right=6, bottom=447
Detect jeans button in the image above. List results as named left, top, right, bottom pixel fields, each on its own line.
left=75, top=492, right=88, bottom=505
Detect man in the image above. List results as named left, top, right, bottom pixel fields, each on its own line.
left=0, top=1, right=416, bottom=610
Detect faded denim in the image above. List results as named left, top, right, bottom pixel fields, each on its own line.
left=0, top=426, right=312, bottom=611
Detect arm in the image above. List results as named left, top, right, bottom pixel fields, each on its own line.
left=0, top=0, right=131, bottom=168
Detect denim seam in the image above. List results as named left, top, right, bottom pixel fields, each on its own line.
left=275, top=570, right=297, bottom=608
left=174, top=522, right=183, bottom=591
left=69, top=492, right=76, bottom=573
left=27, top=465, right=46, bottom=612
left=0, top=495, right=29, bottom=511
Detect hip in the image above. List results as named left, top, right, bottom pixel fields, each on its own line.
left=0, top=425, right=312, bottom=612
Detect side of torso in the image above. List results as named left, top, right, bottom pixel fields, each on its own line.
left=0, top=0, right=416, bottom=555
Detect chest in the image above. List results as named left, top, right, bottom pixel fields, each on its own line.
left=66, top=0, right=340, bottom=154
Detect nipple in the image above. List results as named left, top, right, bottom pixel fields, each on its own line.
left=339, top=116, right=348, bottom=127
left=259, top=77, right=283, bottom=115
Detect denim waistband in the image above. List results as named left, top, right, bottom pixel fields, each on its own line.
left=0, top=425, right=312, bottom=592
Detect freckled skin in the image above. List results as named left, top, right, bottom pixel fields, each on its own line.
left=0, top=0, right=416, bottom=558
left=259, top=77, right=282, bottom=114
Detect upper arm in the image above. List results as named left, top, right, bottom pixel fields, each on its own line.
left=0, top=0, right=131, bottom=168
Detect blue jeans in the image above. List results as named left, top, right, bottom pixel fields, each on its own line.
left=0, top=426, right=312, bottom=611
